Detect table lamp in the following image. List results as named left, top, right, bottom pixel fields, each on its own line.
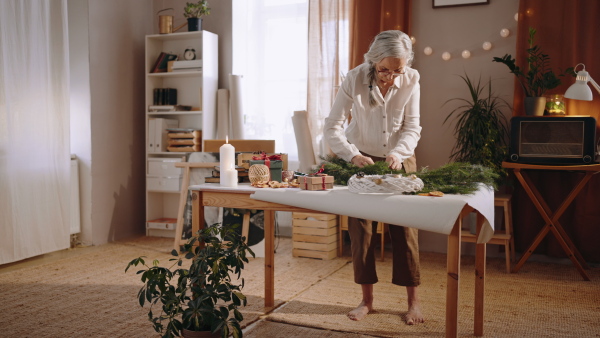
left=564, top=63, right=600, bottom=101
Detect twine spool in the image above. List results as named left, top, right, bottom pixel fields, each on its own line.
left=249, top=164, right=270, bottom=184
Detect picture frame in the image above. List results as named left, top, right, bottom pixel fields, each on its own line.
left=432, top=0, right=489, bottom=8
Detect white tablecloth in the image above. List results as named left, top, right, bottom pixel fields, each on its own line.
left=189, top=184, right=495, bottom=243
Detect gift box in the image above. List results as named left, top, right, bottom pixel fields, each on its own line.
left=298, top=174, right=334, bottom=191
left=249, top=159, right=283, bottom=182
left=238, top=152, right=288, bottom=170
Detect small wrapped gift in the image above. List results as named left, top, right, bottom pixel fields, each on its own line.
left=238, top=152, right=288, bottom=170
left=298, top=174, right=334, bottom=191
left=249, top=153, right=284, bottom=182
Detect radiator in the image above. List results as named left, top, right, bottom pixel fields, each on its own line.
left=70, top=155, right=81, bottom=234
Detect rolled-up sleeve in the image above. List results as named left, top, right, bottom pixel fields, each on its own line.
left=324, top=75, right=361, bottom=162
left=389, top=79, right=421, bottom=162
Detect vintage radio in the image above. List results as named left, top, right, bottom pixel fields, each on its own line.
left=508, top=116, right=598, bottom=165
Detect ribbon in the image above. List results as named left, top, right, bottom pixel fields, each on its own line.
left=252, top=152, right=283, bottom=168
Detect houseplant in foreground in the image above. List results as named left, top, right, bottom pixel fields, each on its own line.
left=183, top=0, right=211, bottom=31
left=443, top=73, right=510, bottom=185
left=492, top=27, right=573, bottom=116
left=126, top=222, right=254, bottom=338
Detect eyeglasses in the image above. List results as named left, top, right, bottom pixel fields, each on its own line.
left=377, top=68, right=405, bottom=77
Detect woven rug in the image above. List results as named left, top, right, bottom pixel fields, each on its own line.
left=0, top=236, right=347, bottom=338
left=265, top=251, right=600, bottom=337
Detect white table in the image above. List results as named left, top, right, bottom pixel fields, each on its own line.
left=189, top=183, right=494, bottom=337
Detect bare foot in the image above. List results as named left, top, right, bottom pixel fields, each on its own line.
left=405, top=304, right=424, bottom=325
left=347, top=301, right=372, bottom=321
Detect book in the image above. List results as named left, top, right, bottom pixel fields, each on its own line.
left=151, top=52, right=178, bottom=73
left=171, top=60, right=203, bottom=69
left=154, top=118, right=179, bottom=152
left=147, top=118, right=156, bottom=153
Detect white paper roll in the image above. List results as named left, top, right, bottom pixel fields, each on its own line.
left=292, top=110, right=317, bottom=174
left=216, top=89, right=230, bottom=139
left=229, top=74, right=245, bottom=139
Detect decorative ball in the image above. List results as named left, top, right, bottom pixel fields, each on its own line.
left=461, top=50, right=471, bottom=59
left=500, top=28, right=510, bottom=38
left=248, top=164, right=270, bottom=184
left=482, top=41, right=492, bottom=51
left=442, top=52, right=451, bottom=61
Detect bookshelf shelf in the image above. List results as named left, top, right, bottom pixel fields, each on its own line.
left=145, top=31, right=218, bottom=238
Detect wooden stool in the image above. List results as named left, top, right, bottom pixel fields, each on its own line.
left=461, top=193, right=514, bottom=273
left=338, top=215, right=388, bottom=261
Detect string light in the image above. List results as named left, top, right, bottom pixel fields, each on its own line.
left=419, top=13, right=516, bottom=60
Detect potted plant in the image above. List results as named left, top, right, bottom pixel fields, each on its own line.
left=183, top=1, right=211, bottom=32
left=493, top=27, right=572, bottom=116
left=126, top=222, right=254, bottom=338
left=443, top=73, right=510, bottom=185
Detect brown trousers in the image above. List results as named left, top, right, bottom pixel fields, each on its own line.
left=349, top=153, right=420, bottom=287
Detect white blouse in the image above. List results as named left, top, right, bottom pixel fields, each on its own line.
left=324, top=63, right=422, bottom=164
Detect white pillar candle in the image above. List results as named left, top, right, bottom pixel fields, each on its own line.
left=220, top=138, right=238, bottom=187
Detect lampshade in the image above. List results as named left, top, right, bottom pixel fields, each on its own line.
left=564, top=64, right=600, bottom=101
left=564, top=70, right=593, bottom=101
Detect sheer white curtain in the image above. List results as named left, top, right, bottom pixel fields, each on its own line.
left=232, top=0, right=309, bottom=169
left=307, top=0, right=351, bottom=162
left=0, top=0, right=71, bottom=264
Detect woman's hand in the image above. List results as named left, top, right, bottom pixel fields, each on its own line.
left=351, top=155, right=374, bottom=168
left=386, top=155, right=402, bottom=170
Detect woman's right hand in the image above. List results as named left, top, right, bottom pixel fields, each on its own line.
left=351, top=155, right=374, bottom=168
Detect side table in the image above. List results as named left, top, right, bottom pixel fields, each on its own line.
left=502, top=161, right=600, bottom=281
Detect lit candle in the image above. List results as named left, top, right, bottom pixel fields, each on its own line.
left=219, top=137, right=238, bottom=187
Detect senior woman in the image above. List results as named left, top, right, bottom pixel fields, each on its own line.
left=323, top=30, right=424, bottom=325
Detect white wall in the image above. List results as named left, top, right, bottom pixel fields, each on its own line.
left=85, top=0, right=153, bottom=244
left=412, top=0, right=519, bottom=254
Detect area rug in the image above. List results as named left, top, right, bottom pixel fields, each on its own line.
left=0, top=236, right=348, bottom=338
left=266, top=251, right=600, bottom=337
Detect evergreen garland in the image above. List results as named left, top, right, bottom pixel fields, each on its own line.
left=319, top=155, right=497, bottom=195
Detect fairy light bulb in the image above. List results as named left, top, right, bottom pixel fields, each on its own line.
left=500, top=28, right=510, bottom=38
left=461, top=50, right=471, bottom=59
left=482, top=41, right=492, bottom=51
left=514, top=13, right=519, bottom=21
left=424, top=46, right=433, bottom=55
left=442, top=52, right=451, bottom=61
left=410, top=36, right=416, bottom=45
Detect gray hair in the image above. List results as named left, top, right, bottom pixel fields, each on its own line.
left=364, top=30, right=414, bottom=107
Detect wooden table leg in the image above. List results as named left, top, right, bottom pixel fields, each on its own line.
left=446, top=215, right=461, bottom=338
left=264, top=210, right=275, bottom=307
left=474, top=212, right=486, bottom=336
left=512, top=169, right=590, bottom=280
left=191, top=191, right=203, bottom=235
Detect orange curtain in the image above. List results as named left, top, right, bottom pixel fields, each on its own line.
left=512, top=0, right=600, bottom=263
left=349, top=0, right=412, bottom=69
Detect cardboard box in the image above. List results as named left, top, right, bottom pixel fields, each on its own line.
left=298, top=175, right=334, bottom=190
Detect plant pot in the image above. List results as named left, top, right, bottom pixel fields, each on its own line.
left=182, top=329, right=221, bottom=338
left=524, top=96, right=546, bottom=116
left=187, top=18, right=202, bottom=32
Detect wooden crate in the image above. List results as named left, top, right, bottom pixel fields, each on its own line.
left=292, top=212, right=338, bottom=260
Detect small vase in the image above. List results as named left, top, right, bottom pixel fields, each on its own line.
left=187, top=18, right=202, bottom=32
left=524, top=97, right=546, bottom=116
left=182, top=329, right=221, bottom=338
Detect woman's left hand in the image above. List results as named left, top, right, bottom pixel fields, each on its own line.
left=386, top=155, right=402, bottom=170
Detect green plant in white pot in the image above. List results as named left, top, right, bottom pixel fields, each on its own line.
left=492, top=27, right=573, bottom=116
left=183, top=0, right=210, bottom=32
left=126, top=222, right=254, bottom=338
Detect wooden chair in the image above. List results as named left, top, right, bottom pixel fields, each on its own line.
left=338, top=215, right=388, bottom=261
left=461, top=193, right=514, bottom=273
